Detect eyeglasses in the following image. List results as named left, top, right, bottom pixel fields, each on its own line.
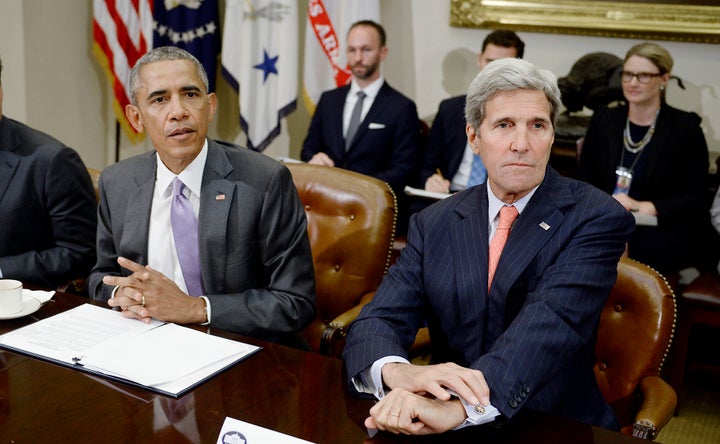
left=621, top=71, right=662, bottom=84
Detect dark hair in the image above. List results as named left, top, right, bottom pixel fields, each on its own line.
left=0, top=55, right=3, bottom=84
left=348, top=20, right=386, bottom=47
left=482, top=30, right=525, bottom=59
left=128, top=46, right=209, bottom=106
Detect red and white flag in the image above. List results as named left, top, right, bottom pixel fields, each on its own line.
left=303, top=0, right=380, bottom=114
left=92, top=0, right=153, bottom=142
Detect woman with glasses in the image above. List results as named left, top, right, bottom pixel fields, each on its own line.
left=577, top=42, right=712, bottom=277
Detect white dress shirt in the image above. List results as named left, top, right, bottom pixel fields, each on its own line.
left=450, top=142, right=475, bottom=191
left=343, top=76, right=384, bottom=137
left=147, top=140, right=211, bottom=321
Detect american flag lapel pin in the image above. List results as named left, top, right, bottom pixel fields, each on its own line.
left=539, top=222, right=550, bottom=231
left=216, top=193, right=226, bottom=201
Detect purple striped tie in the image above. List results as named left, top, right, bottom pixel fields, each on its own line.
left=171, top=177, right=204, bottom=296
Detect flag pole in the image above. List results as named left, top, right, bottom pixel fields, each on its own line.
left=114, top=120, right=120, bottom=163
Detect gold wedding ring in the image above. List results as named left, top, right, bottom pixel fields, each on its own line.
left=141, top=295, right=146, bottom=307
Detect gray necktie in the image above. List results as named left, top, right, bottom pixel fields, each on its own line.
left=345, top=91, right=366, bottom=151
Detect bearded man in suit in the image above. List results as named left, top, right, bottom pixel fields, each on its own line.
left=301, top=20, right=419, bottom=233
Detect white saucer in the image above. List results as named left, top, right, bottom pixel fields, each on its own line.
left=0, top=295, right=42, bottom=320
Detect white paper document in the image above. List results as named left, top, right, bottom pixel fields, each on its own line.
left=0, top=304, right=260, bottom=396
left=404, top=186, right=451, bottom=200
left=216, top=417, right=315, bottom=444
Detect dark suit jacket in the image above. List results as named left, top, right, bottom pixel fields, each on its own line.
left=344, top=167, right=634, bottom=430
left=0, top=116, right=97, bottom=288
left=300, top=82, right=420, bottom=193
left=416, top=95, right=469, bottom=187
left=87, top=140, right=316, bottom=346
left=577, top=103, right=712, bottom=274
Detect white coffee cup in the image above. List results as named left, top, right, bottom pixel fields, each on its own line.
left=0, top=279, right=23, bottom=316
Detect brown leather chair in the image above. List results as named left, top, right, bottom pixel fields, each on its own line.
left=666, top=270, right=720, bottom=410
left=407, top=257, right=677, bottom=439
left=285, top=163, right=397, bottom=357
left=595, top=257, right=677, bottom=440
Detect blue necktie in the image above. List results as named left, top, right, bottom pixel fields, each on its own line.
left=466, top=154, right=487, bottom=188
left=171, top=178, right=205, bottom=296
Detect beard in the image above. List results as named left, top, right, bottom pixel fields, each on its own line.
left=351, top=61, right=379, bottom=81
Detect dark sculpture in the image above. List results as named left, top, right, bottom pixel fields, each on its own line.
left=558, top=52, right=625, bottom=113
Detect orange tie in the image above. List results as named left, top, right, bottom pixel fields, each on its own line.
left=488, top=205, right=519, bottom=289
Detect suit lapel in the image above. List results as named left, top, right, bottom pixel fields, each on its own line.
left=449, top=186, right=490, bottom=357
left=0, top=119, right=21, bottom=205
left=636, top=105, right=668, bottom=181
left=347, top=82, right=389, bottom=152
left=491, top=168, right=573, bottom=297
left=331, top=86, right=350, bottom=159
left=121, top=152, right=156, bottom=265
left=198, top=141, right=235, bottom=294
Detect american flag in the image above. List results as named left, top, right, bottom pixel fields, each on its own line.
left=92, top=0, right=153, bottom=142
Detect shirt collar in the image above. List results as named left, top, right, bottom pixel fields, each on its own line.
left=487, top=182, right=538, bottom=224
left=155, top=139, right=208, bottom=198
left=349, top=76, right=384, bottom=100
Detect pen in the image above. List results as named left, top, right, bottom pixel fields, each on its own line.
left=436, top=168, right=444, bottom=180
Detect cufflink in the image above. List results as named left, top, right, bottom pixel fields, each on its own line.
left=474, top=405, right=485, bottom=415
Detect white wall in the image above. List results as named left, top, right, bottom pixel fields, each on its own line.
left=408, top=0, right=720, bottom=157
left=1, top=0, right=718, bottom=169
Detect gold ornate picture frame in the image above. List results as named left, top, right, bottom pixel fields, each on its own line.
left=450, top=0, right=720, bottom=43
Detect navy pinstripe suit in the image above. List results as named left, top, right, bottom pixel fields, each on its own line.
left=344, top=167, right=634, bottom=430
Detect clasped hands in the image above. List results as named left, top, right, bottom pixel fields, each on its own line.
left=367, top=362, right=490, bottom=435
left=104, top=256, right=206, bottom=324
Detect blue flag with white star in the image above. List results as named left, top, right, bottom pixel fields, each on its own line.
left=221, top=0, right=298, bottom=151
left=153, top=0, right=220, bottom=92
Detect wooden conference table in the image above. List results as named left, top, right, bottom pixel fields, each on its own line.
left=0, top=290, right=647, bottom=443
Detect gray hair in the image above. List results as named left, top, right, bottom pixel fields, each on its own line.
left=128, top=46, right=209, bottom=105
left=465, top=58, right=562, bottom=129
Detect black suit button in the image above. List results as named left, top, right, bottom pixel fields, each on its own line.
left=522, top=384, right=530, bottom=394
left=509, top=399, right=518, bottom=408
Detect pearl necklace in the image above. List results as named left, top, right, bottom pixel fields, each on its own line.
left=623, top=109, right=660, bottom=154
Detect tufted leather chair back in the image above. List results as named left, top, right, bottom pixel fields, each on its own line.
left=286, top=163, right=397, bottom=354
left=594, top=257, right=676, bottom=433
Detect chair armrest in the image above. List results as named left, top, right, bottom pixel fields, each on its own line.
left=320, top=292, right=376, bottom=357
left=632, top=375, right=677, bottom=440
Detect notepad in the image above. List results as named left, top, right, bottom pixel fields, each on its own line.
left=0, top=304, right=260, bottom=397
left=404, top=186, right=451, bottom=200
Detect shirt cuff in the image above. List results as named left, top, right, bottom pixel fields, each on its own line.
left=447, top=389, right=500, bottom=429
left=199, top=296, right=211, bottom=325
left=351, top=355, right=410, bottom=399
